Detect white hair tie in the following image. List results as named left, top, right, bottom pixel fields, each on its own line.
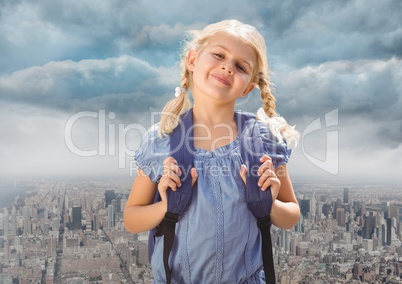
left=175, top=87, right=185, bottom=97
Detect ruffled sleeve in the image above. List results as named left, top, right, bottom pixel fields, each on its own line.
left=257, top=120, right=292, bottom=168
left=133, top=123, right=170, bottom=182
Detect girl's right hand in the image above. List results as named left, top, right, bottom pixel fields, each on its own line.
left=158, top=157, right=198, bottom=206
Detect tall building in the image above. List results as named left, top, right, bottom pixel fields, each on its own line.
left=322, top=203, right=332, bottom=218
left=381, top=223, right=387, bottom=246
left=353, top=201, right=361, bottom=217
left=310, top=192, right=316, bottom=218
left=11, top=207, right=17, bottom=235
left=333, top=199, right=342, bottom=219
left=3, top=208, right=9, bottom=236
left=300, top=199, right=310, bottom=217
left=362, top=212, right=376, bottom=239
left=343, top=188, right=349, bottom=204
left=115, top=195, right=122, bottom=213
left=92, top=213, right=99, bottom=231
left=386, top=218, right=394, bottom=245
left=72, top=206, right=82, bottom=230
left=389, top=205, right=399, bottom=223
left=105, top=190, right=116, bottom=209
left=336, top=208, right=345, bottom=227
left=107, top=204, right=115, bottom=228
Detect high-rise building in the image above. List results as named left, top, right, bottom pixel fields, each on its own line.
left=362, top=212, right=376, bottom=239
left=381, top=223, right=387, bottom=246
left=343, top=188, right=349, bottom=204
left=310, top=192, right=316, bottom=218
left=300, top=199, right=310, bottom=217
left=386, top=218, right=393, bottom=245
left=115, top=196, right=122, bottom=213
left=389, top=205, right=399, bottom=223
left=92, top=213, right=99, bottom=231
left=322, top=203, right=332, bottom=218
left=11, top=207, right=17, bottom=235
left=105, top=190, right=115, bottom=209
left=3, top=208, right=9, bottom=236
left=336, top=208, right=345, bottom=227
left=107, top=204, right=115, bottom=228
left=333, top=199, right=342, bottom=219
left=72, top=206, right=82, bottom=230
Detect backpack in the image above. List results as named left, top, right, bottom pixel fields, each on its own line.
left=148, top=108, right=275, bottom=284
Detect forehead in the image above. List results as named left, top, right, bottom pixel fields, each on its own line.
left=205, top=32, right=257, bottom=62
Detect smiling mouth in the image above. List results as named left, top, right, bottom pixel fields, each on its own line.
left=211, top=74, right=230, bottom=86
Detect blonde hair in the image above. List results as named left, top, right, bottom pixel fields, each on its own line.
left=159, top=19, right=278, bottom=137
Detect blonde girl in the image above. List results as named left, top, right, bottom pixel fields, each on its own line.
left=124, top=19, right=300, bottom=283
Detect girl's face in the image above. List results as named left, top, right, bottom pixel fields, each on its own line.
left=188, top=32, right=257, bottom=106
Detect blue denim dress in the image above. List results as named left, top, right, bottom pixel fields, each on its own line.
left=134, top=119, right=291, bottom=284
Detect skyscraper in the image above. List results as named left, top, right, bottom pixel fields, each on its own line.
left=343, top=188, right=349, bottom=204
left=105, top=190, right=115, bottom=209
left=11, top=207, right=17, bottom=235
left=389, top=205, right=399, bottom=222
left=362, top=212, right=376, bottom=239
left=300, top=199, right=310, bottom=217
left=107, top=204, right=115, bottom=228
left=3, top=208, right=9, bottom=236
left=72, top=206, right=82, bottom=230
left=336, top=208, right=345, bottom=227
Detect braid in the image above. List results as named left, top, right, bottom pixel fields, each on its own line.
left=158, top=66, right=192, bottom=136
left=257, top=72, right=277, bottom=118
left=180, top=67, right=191, bottom=92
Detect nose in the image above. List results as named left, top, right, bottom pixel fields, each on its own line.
left=221, top=62, right=233, bottom=75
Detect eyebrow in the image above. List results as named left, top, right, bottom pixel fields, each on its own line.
left=212, top=45, right=254, bottom=69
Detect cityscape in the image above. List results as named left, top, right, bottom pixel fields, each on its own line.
left=0, top=178, right=401, bottom=283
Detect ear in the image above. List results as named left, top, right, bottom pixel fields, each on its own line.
left=187, top=50, right=197, bottom=71
left=242, top=83, right=255, bottom=97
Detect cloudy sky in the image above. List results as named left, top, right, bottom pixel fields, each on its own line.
left=0, top=0, right=401, bottom=183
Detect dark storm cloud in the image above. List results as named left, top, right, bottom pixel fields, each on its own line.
left=0, top=56, right=178, bottom=114
left=259, top=0, right=402, bottom=67
left=274, top=57, right=402, bottom=150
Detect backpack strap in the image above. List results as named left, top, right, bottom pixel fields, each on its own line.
left=159, top=109, right=196, bottom=284
left=235, top=111, right=275, bottom=284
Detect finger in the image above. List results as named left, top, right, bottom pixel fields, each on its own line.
left=259, top=155, right=272, bottom=163
left=257, top=160, right=273, bottom=176
left=267, top=178, right=281, bottom=200
left=165, top=179, right=179, bottom=191
left=161, top=169, right=182, bottom=188
left=258, top=169, right=275, bottom=187
left=163, top=158, right=182, bottom=176
left=163, top=156, right=177, bottom=165
left=191, top=168, right=198, bottom=188
left=158, top=178, right=179, bottom=192
left=239, top=164, right=247, bottom=185
left=263, top=179, right=280, bottom=200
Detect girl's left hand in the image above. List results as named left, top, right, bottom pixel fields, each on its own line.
left=240, top=155, right=281, bottom=201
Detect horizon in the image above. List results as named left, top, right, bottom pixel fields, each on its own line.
left=0, top=172, right=401, bottom=186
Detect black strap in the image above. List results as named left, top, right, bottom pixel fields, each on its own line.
left=236, top=112, right=275, bottom=283
left=258, top=216, right=275, bottom=284
left=163, top=212, right=179, bottom=284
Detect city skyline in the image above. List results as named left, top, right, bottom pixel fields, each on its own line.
left=0, top=178, right=401, bottom=282
left=0, top=0, right=401, bottom=183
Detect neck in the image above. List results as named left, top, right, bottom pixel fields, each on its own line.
left=192, top=103, right=236, bottom=126
left=191, top=103, right=238, bottom=152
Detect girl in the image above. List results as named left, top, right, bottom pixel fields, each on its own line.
left=124, top=19, right=300, bottom=283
